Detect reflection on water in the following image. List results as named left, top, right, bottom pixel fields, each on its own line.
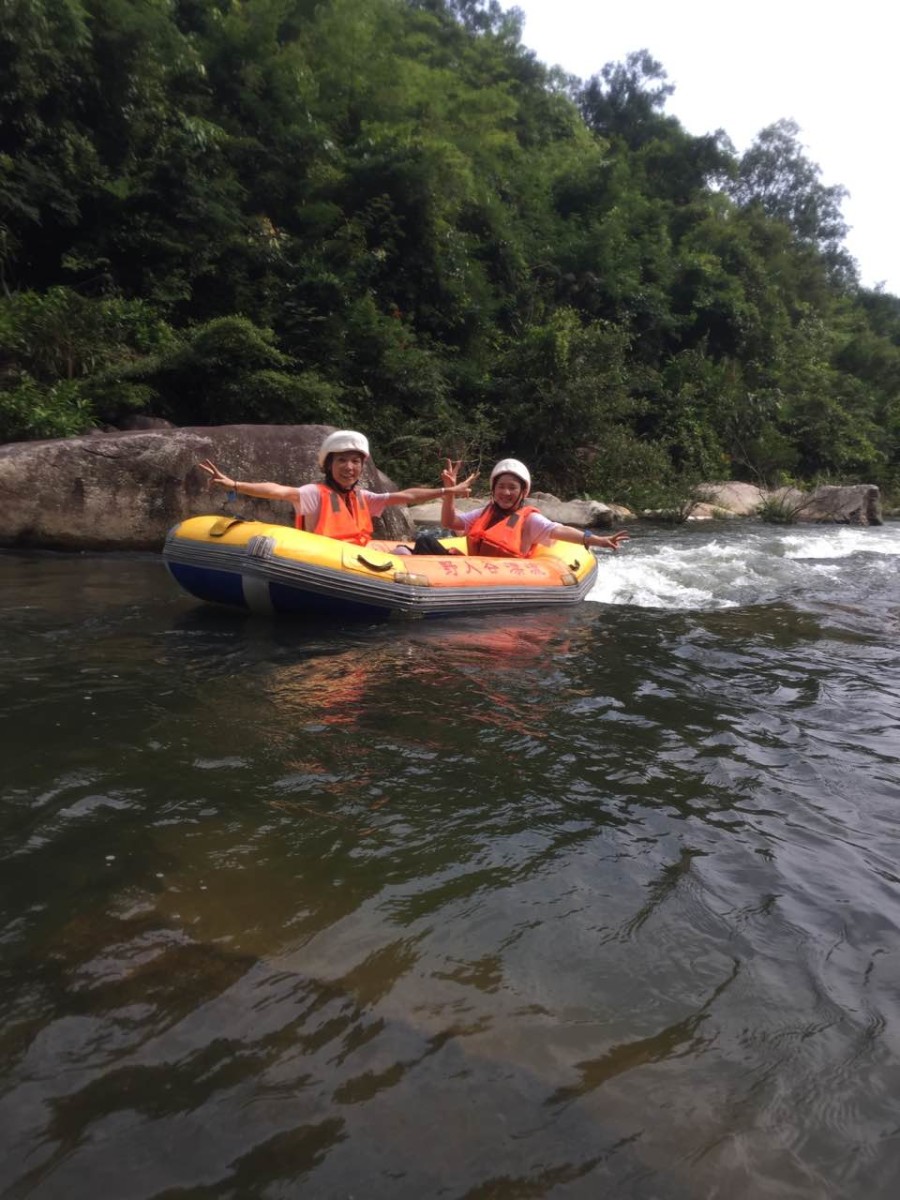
left=2, top=528, right=900, bottom=1198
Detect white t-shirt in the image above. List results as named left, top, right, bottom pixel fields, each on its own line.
left=457, top=505, right=559, bottom=556
left=292, top=484, right=393, bottom=529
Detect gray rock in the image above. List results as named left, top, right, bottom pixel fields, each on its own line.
left=411, top=492, right=616, bottom=530
left=694, top=482, right=767, bottom=516
left=530, top=492, right=615, bottom=528
left=0, top=425, right=414, bottom=551
left=410, top=498, right=479, bottom=528
left=697, top=481, right=882, bottom=525
left=793, top=483, right=882, bottom=525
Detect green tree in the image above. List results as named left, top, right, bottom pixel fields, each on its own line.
left=577, top=50, right=674, bottom=151
left=0, top=1, right=895, bottom=504
left=729, top=119, right=853, bottom=279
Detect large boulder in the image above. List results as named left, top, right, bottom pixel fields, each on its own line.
left=791, top=484, right=882, bottom=525
left=695, top=482, right=766, bottom=516
left=696, top=481, right=882, bottom=525
left=0, top=425, right=414, bottom=551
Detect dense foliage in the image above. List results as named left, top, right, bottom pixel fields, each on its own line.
left=2, top=0, right=899, bottom=505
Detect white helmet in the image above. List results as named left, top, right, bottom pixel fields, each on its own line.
left=317, top=429, right=370, bottom=470
left=490, top=458, right=531, bottom=498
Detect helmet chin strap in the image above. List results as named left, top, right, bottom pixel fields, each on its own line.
left=485, top=496, right=520, bottom=528
left=324, top=457, right=360, bottom=494
left=325, top=470, right=355, bottom=493
left=324, top=469, right=360, bottom=514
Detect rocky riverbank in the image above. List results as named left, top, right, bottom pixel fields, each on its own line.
left=0, top=425, right=883, bottom=551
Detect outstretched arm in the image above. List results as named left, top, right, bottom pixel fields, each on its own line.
left=382, top=467, right=478, bottom=511
left=197, top=459, right=298, bottom=503
left=550, top=525, right=630, bottom=551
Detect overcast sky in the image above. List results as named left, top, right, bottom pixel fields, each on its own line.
left=508, top=0, right=897, bottom=295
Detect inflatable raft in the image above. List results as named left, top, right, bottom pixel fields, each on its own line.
left=164, top=515, right=598, bottom=619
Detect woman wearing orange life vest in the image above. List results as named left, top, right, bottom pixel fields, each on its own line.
left=439, top=458, right=630, bottom=557
left=198, top=430, right=476, bottom=547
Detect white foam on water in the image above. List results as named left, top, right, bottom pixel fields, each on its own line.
left=587, top=554, right=738, bottom=610
left=781, top=525, right=900, bottom=560
left=585, top=522, right=900, bottom=611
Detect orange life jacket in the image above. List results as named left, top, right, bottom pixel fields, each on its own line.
left=466, top=504, right=540, bottom=558
left=299, top=483, right=373, bottom=545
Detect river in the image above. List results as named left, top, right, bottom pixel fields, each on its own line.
left=2, top=521, right=900, bottom=1198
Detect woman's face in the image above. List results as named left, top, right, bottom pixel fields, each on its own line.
left=329, top=451, right=365, bottom=488
left=492, top=473, right=524, bottom=509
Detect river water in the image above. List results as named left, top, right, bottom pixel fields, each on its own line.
left=2, top=522, right=900, bottom=1199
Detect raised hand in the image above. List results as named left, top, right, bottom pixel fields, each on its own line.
left=198, top=459, right=234, bottom=490
left=442, top=460, right=478, bottom=496
left=442, top=458, right=462, bottom=488
left=451, top=471, right=478, bottom=497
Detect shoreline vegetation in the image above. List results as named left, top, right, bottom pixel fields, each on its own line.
left=2, top=1, right=899, bottom=518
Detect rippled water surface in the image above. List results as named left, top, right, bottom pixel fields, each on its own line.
left=3, top=523, right=900, bottom=1198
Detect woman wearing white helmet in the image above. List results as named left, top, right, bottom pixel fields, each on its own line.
left=440, top=457, right=629, bottom=558
left=198, top=430, right=476, bottom=548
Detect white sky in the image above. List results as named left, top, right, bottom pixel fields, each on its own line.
left=509, top=0, right=899, bottom=294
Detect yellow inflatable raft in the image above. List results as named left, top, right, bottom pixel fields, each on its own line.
left=164, top=515, right=598, bottom=619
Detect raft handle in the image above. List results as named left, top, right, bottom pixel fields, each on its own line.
left=209, top=516, right=248, bottom=538
left=356, top=554, right=394, bottom=573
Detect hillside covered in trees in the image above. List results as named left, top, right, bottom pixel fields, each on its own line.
left=3, top=0, right=899, bottom=507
